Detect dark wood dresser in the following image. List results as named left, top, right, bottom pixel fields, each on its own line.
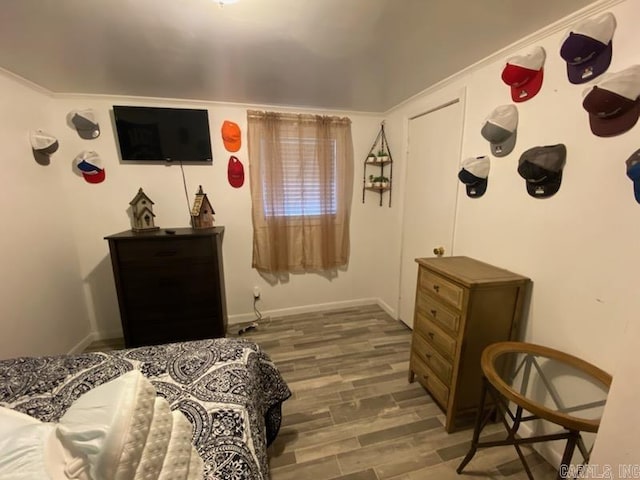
left=408, top=256, right=530, bottom=432
left=105, top=227, right=227, bottom=347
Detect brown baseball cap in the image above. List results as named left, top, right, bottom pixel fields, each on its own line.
left=582, top=66, right=640, bottom=137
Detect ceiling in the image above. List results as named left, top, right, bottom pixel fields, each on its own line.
left=1, top=0, right=598, bottom=112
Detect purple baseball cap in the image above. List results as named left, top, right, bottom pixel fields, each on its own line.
left=560, top=13, right=616, bottom=84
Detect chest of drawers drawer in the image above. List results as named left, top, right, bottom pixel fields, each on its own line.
left=419, top=268, right=464, bottom=309
left=414, top=310, right=457, bottom=361
left=410, top=352, right=449, bottom=408
left=116, top=237, right=214, bottom=265
left=415, top=290, right=461, bottom=334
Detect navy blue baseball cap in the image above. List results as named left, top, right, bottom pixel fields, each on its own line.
left=626, top=149, right=640, bottom=204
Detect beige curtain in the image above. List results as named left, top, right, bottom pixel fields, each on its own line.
left=247, top=110, right=354, bottom=273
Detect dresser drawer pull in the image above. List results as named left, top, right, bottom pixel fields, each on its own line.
left=154, top=250, right=178, bottom=257
left=428, top=332, right=435, bottom=339
left=424, top=353, right=432, bottom=360
left=430, top=309, right=437, bottom=317
left=433, top=285, right=440, bottom=293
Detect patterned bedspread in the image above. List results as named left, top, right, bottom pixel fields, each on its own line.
left=0, top=337, right=291, bottom=480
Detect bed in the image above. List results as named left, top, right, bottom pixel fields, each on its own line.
left=0, top=337, right=291, bottom=480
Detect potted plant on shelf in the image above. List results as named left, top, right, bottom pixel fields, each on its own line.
left=366, top=174, right=375, bottom=188
left=367, top=152, right=377, bottom=163
left=377, top=149, right=389, bottom=163
left=371, top=175, right=390, bottom=188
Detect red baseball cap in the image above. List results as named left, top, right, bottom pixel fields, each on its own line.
left=75, top=151, right=106, bottom=184
left=228, top=156, right=244, bottom=188
left=501, top=46, right=546, bottom=102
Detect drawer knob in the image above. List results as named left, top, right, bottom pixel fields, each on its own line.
left=433, top=285, right=440, bottom=293
left=425, top=354, right=432, bottom=360
left=430, top=309, right=437, bottom=317
left=428, top=332, right=435, bottom=339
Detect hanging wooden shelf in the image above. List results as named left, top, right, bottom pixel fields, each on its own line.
left=362, top=122, right=393, bottom=207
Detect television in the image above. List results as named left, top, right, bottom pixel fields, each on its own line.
left=113, top=106, right=213, bottom=163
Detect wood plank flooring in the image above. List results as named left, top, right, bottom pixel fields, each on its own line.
left=87, top=304, right=557, bottom=479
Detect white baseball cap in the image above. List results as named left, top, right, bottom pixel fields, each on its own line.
left=30, top=130, right=59, bottom=155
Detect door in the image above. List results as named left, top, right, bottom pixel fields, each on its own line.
left=398, top=97, right=465, bottom=328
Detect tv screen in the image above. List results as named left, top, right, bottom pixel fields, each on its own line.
left=113, top=106, right=212, bottom=163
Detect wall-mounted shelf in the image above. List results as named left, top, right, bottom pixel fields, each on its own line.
left=362, top=123, right=393, bottom=207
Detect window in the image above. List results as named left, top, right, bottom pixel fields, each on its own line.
left=247, top=110, right=354, bottom=274
left=262, top=137, right=337, bottom=217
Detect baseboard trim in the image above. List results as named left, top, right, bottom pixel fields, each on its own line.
left=228, top=297, right=395, bottom=325
left=88, top=299, right=399, bottom=341
left=67, top=332, right=98, bottom=355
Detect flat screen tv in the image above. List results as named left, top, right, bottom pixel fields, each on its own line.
left=113, top=106, right=212, bottom=163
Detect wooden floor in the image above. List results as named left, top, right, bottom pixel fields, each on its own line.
left=87, top=304, right=557, bottom=480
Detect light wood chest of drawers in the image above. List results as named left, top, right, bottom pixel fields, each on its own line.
left=408, top=256, right=530, bottom=432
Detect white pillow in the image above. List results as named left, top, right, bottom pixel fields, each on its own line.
left=186, top=445, right=204, bottom=480
left=134, top=397, right=172, bottom=480
left=58, top=370, right=157, bottom=480
left=0, top=407, right=90, bottom=480
left=0, top=370, right=204, bottom=480
left=157, top=411, right=196, bottom=480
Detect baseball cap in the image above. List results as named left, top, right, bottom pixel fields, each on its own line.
left=582, top=65, right=640, bottom=137
left=71, top=109, right=100, bottom=139
left=626, top=148, right=640, bottom=203
left=480, top=105, right=518, bottom=157
left=458, top=156, right=490, bottom=198
left=560, top=12, right=616, bottom=84
left=228, top=155, right=245, bottom=188
left=502, top=46, right=546, bottom=102
left=517, top=144, right=566, bottom=198
left=30, top=130, right=59, bottom=155
left=75, top=151, right=106, bottom=184
left=222, top=120, right=241, bottom=152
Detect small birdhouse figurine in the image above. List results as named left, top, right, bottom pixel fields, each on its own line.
left=190, top=185, right=215, bottom=229
left=129, top=188, right=159, bottom=232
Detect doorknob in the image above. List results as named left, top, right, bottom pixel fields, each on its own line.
left=433, top=246, right=445, bottom=257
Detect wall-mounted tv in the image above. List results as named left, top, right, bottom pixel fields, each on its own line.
left=113, top=106, right=212, bottom=163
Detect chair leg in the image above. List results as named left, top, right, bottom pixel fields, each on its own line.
left=457, top=378, right=489, bottom=474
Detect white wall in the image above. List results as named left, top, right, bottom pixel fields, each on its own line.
left=44, top=96, right=391, bottom=339
left=385, top=0, right=639, bottom=467
left=0, top=72, right=92, bottom=358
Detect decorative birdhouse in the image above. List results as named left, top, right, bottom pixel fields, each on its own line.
left=129, top=188, right=159, bottom=232
left=190, top=185, right=215, bottom=229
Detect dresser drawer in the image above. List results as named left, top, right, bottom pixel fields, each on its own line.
left=411, top=353, right=450, bottom=408
left=411, top=330, right=452, bottom=384
left=414, top=311, right=457, bottom=360
left=419, top=269, right=464, bottom=309
left=115, top=238, right=213, bottom=264
left=415, top=290, right=461, bottom=333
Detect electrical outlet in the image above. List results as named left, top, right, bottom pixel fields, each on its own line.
left=253, top=286, right=261, bottom=299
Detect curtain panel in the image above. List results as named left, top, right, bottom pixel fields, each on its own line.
left=247, top=110, right=354, bottom=273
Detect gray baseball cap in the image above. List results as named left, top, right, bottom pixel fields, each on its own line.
left=481, top=105, right=518, bottom=157
left=71, top=109, right=100, bottom=139
left=517, top=144, right=567, bottom=198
